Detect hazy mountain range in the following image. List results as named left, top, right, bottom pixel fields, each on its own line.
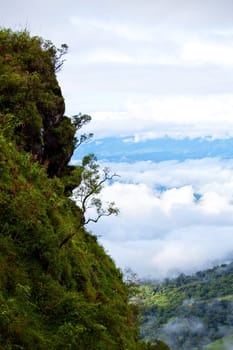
left=74, top=136, right=233, bottom=163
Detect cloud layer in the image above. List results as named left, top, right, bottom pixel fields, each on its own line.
left=79, top=95, right=233, bottom=140
left=87, top=158, right=233, bottom=278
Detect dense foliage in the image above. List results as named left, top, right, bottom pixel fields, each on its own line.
left=138, top=263, right=233, bottom=349
left=0, top=134, right=137, bottom=349
left=0, top=28, right=78, bottom=177
left=0, top=28, right=171, bottom=349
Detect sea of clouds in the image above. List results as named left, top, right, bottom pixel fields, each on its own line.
left=86, top=158, right=233, bottom=279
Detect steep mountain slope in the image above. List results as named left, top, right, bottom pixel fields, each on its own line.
left=0, top=28, right=171, bottom=349
left=0, top=132, right=141, bottom=349
left=139, top=263, right=233, bottom=349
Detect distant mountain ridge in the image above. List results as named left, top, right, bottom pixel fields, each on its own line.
left=73, top=136, right=233, bottom=163
left=138, top=262, right=233, bottom=349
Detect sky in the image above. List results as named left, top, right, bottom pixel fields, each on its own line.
left=2, top=0, right=233, bottom=278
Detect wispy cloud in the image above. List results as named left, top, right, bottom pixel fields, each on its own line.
left=79, top=95, right=233, bottom=140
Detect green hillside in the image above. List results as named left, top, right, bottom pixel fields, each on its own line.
left=201, top=334, right=233, bottom=349
left=138, top=263, right=233, bottom=349
left=0, top=28, right=170, bottom=350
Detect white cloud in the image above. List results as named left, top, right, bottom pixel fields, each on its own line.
left=181, top=40, right=233, bottom=66
left=199, top=192, right=231, bottom=214
left=85, top=50, right=134, bottom=64
left=70, top=16, right=154, bottom=43
left=151, top=227, right=233, bottom=278
left=86, top=158, right=233, bottom=278
left=103, top=158, right=233, bottom=194
left=101, top=227, right=233, bottom=279
left=161, top=186, right=194, bottom=213
left=79, top=95, right=233, bottom=140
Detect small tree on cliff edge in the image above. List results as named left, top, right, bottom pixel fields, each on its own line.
left=59, top=153, right=119, bottom=248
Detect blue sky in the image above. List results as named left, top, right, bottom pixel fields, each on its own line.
left=3, top=0, right=233, bottom=278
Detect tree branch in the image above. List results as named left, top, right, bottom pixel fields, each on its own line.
left=59, top=154, right=120, bottom=248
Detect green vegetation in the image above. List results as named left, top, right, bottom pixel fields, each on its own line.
left=201, top=334, right=233, bottom=349
left=0, top=28, right=82, bottom=178
left=138, top=263, right=233, bottom=349
left=0, top=28, right=171, bottom=349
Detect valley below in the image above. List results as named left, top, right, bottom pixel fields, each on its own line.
left=137, top=262, right=233, bottom=349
